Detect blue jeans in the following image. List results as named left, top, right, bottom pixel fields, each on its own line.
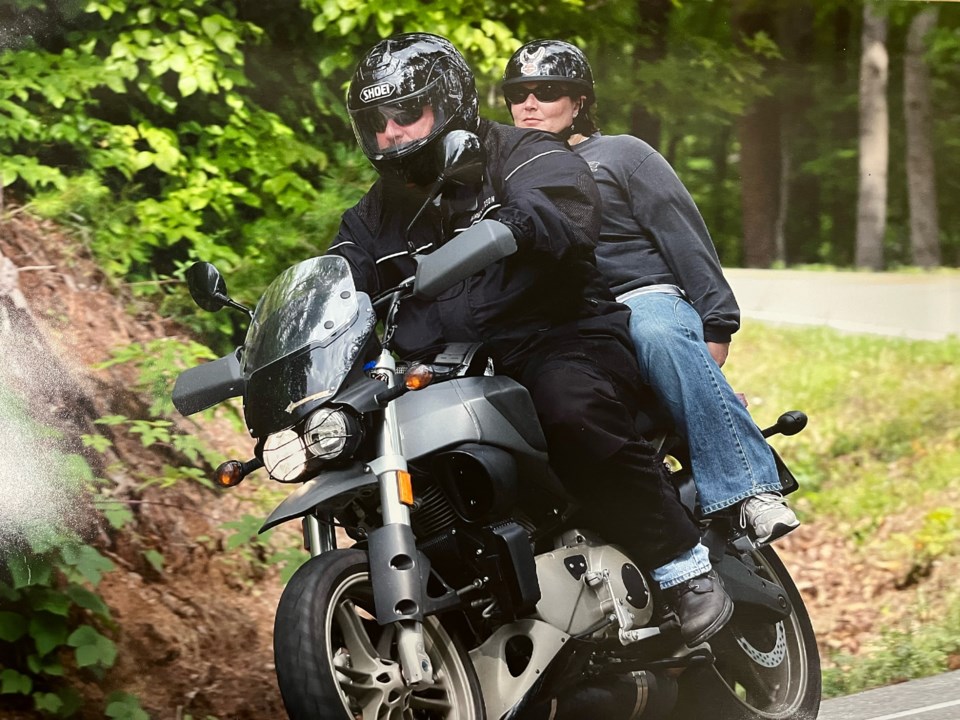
left=624, top=291, right=782, bottom=516
left=633, top=291, right=782, bottom=589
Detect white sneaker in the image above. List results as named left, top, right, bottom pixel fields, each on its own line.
left=741, top=493, right=800, bottom=545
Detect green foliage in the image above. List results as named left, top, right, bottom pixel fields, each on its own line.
left=0, top=534, right=119, bottom=716
left=726, top=322, right=960, bottom=693
left=104, top=691, right=151, bottom=720
left=822, top=593, right=960, bottom=697
left=221, top=513, right=308, bottom=585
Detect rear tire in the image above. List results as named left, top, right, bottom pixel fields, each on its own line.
left=274, top=548, right=485, bottom=719
left=671, top=545, right=821, bottom=720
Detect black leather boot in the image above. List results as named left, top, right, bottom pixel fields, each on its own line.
left=662, top=570, right=734, bottom=646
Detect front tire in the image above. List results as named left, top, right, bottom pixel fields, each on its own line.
left=671, top=545, right=821, bottom=720
left=273, top=548, right=485, bottom=720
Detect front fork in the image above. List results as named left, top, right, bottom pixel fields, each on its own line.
left=303, top=349, right=434, bottom=687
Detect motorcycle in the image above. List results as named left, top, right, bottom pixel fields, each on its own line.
left=172, top=133, right=821, bottom=720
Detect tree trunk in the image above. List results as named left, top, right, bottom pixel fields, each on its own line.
left=904, top=7, right=940, bottom=268
left=733, top=1, right=782, bottom=268
left=629, top=0, right=672, bottom=149
left=738, top=97, right=781, bottom=268
left=855, top=4, right=889, bottom=270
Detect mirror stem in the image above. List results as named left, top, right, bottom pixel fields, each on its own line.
left=404, top=177, right=444, bottom=254
left=217, top=294, right=252, bottom=317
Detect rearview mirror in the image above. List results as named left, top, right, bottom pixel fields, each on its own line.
left=186, top=262, right=230, bottom=312
left=185, top=262, right=252, bottom=315
left=437, top=130, right=485, bottom=186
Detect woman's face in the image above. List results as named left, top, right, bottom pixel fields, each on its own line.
left=507, top=82, right=582, bottom=135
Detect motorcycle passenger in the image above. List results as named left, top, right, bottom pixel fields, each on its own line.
left=502, top=39, right=800, bottom=546
left=329, top=32, right=732, bottom=647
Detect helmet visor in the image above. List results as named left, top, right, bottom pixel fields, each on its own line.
left=350, top=75, right=455, bottom=161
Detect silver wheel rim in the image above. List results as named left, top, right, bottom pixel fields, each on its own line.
left=711, top=552, right=813, bottom=718
left=325, top=572, right=478, bottom=719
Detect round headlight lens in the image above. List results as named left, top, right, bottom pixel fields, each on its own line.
left=303, top=408, right=350, bottom=460
left=262, top=428, right=309, bottom=482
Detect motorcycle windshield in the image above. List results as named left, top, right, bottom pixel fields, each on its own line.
left=242, top=256, right=362, bottom=376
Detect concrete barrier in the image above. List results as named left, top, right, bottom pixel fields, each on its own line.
left=724, top=269, right=960, bottom=341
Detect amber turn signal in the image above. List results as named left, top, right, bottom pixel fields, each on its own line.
left=214, top=460, right=245, bottom=488
left=404, top=364, right=435, bottom=391
left=397, top=470, right=414, bottom=506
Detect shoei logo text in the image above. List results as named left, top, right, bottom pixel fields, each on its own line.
left=360, top=83, right=395, bottom=103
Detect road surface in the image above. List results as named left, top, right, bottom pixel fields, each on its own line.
left=819, top=670, right=960, bottom=719
left=725, top=269, right=960, bottom=341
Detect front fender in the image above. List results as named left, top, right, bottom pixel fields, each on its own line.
left=259, top=462, right=376, bottom=533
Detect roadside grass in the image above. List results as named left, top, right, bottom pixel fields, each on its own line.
left=725, top=323, right=960, bottom=696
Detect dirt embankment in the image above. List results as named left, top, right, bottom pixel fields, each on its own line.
left=1, top=210, right=290, bottom=718
left=1, top=209, right=957, bottom=717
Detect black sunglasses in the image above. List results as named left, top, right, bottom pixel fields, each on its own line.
left=503, top=82, right=569, bottom=105
left=364, top=100, right=427, bottom=133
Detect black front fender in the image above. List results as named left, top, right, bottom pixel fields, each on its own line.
left=260, top=462, right=376, bottom=533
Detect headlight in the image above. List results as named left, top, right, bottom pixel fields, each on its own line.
left=262, top=428, right=309, bottom=482
left=304, top=407, right=363, bottom=460
left=262, top=407, right=363, bottom=483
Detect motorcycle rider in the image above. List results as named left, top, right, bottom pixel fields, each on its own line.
left=328, top=32, right=732, bottom=647
left=502, top=39, right=800, bottom=546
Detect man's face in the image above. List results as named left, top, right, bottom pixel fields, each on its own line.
left=375, top=103, right=436, bottom=151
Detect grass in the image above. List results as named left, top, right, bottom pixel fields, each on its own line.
left=725, top=323, right=960, bottom=696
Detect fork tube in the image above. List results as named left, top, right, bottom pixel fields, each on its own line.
left=303, top=513, right=335, bottom=557
left=368, top=349, right=432, bottom=686
left=373, top=349, right=411, bottom=527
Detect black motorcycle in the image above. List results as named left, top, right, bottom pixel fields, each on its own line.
left=172, top=132, right=820, bottom=720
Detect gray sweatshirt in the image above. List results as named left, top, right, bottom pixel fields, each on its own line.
left=573, top=133, right=740, bottom=343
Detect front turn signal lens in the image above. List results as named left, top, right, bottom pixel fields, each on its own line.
left=397, top=470, right=414, bottom=506
left=404, top=364, right=435, bottom=391
left=214, top=460, right=245, bottom=488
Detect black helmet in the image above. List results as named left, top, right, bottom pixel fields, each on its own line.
left=501, top=39, right=595, bottom=103
left=347, top=33, right=480, bottom=185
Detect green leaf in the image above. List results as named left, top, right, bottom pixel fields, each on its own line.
left=0, top=611, right=26, bottom=642
left=0, top=669, right=32, bottom=695
left=8, top=553, right=53, bottom=590
left=105, top=691, right=150, bottom=720
left=178, top=73, right=199, bottom=97
left=68, top=625, right=118, bottom=668
left=59, top=544, right=115, bottom=587
left=82, top=433, right=114, bottom=453
left=29, top=612, right=69, bottom=656
left=34, top=691, right=64, bottom=713
left=65, top=585, right=112, bottom=619
left=27, top=653, right=65, bottom=677
left=143, top=549, right=164, bottom=574
left=29, top=587, right=72, bottom=616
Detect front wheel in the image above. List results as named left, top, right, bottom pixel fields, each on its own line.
left=671, top=545, right=821, bottom=720
left=273, top=549, right=485, bottom=720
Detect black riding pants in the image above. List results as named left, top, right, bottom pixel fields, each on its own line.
left=512, top=334, right=701, bottom=573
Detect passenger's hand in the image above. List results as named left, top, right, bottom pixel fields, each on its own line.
left=707, top=341, right=729, bottom=367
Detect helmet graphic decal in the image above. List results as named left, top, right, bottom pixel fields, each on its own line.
left=519, top=47, right=546, bottom=76
left=360, top=83, right=395, bottom=103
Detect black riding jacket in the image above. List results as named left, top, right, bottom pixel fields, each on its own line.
left=327, top=119, right=633, bottom=372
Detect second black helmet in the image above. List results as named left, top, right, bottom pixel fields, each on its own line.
left=501, top=39, right=595, bottom=103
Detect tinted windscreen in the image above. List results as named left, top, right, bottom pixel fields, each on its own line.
left=242, top=257, right=360, bottom=373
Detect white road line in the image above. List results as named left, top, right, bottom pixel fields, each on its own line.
left=859, top=698, right=960, bottom=720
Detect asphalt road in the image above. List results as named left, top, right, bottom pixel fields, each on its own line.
left=725, top=269, right=960, bottom=341
left=819, top=671, right=960, bottom=719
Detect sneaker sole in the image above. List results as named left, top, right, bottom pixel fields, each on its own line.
left=754, top=520, right=801, bottom=546
left=685, top=591, right=734, bottom=647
